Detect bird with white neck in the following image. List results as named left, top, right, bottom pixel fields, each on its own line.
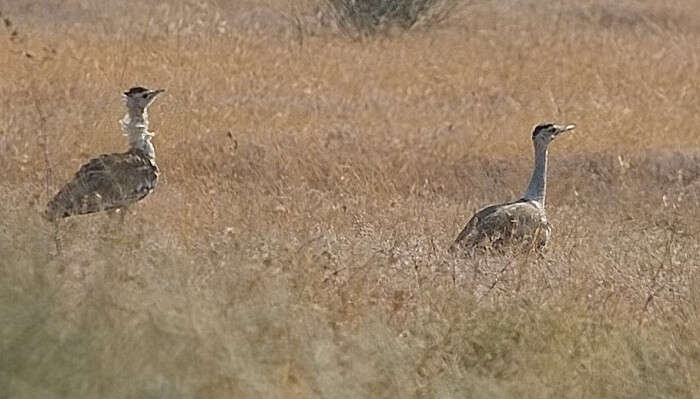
left=451, top=123, right=576, bottom=254
left=45, top=86, right=165, bottom=221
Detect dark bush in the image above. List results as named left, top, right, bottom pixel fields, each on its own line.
left=324, top=0, right=458, bottom=36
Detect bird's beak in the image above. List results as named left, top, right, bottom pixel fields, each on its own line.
left=150, top=89, right=165, bottom=96
left=553, top=123, right=576, bottom=137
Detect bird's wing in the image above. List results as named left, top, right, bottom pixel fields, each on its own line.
left=484, top=201, right=544, bottom=230
left=452, top=201, right=545, bottom=251
left=45, top=151, right=158, bottom=220
left=452, top=203, right=508, bottom=250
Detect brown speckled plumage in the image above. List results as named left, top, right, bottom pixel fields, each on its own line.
left=45, top=149, right=158, bottom=220
left=451, top=199, right=550, bottom=254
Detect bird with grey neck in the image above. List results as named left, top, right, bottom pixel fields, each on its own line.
left=450, top=123, right=576, bottom=254
left=45, top=86, right=165, bottom=221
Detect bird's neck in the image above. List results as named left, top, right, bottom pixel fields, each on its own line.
left=522, top=142, right=548, bottom=206
left=120, top=107, right=155, bottom=160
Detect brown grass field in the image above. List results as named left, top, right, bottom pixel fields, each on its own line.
left=2, top=0, right=700, bottom=397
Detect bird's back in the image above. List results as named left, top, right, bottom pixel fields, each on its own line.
left=451, top=199, right=550, bottom=254
left=45, top=149, right=158, bottom=220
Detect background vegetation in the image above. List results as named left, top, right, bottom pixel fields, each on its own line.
left=1, top=0, right=700, bottom=397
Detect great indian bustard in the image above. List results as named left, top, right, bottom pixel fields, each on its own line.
left=450, top=123, right=576, bottom=254
left=44, top=86, right=165, bottom=221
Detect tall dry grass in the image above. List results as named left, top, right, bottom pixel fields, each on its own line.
left=1, top=0, right=700, bottom=397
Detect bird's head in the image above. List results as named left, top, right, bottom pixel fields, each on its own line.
left=123, top=86, right=165, bottom=112
left=531, top=123, right=576, bottom=146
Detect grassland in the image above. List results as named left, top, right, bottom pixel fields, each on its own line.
left=2, top=0, right=700, bottom=397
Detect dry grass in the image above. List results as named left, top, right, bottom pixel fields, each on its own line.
left=2, top=0, right=700, bottom=397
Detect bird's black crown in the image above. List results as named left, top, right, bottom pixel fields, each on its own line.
left=124, top=87, right=149, bottom=96
left=532, top=123, right=554, bottom=138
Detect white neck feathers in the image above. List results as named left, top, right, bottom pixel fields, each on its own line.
left=120, top=107, right=155, bottom=159
left=522, top=141, right=549, bottom=206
